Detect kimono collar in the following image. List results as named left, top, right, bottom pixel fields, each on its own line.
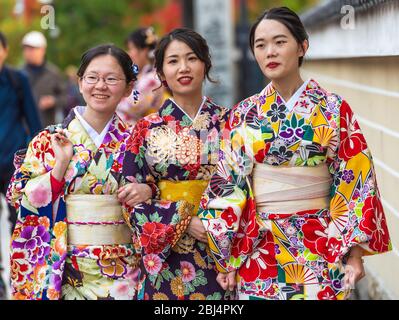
left=169, top=96, right=207, bottom=122
left=261, top=78, right=321, bottom=103
left=73, top=106, right=114, bottom=148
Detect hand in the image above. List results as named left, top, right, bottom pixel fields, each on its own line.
left=186, top=216, right=208, bottom=243
left=344, top=256, right=365, bottom=290
left=217, top=271, right=236, bottom=291
left=50, top=129, right=73, bottom=181
left=39, top=95, right=56, bottom=110
left=117, top=183, right=152, bottom=207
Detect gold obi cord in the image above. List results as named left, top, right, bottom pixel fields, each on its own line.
left=66, top=194, right=132, bottom=246
left=253, top=163, right=332, bottom=214
left=158, top=180, right=209, bottom=215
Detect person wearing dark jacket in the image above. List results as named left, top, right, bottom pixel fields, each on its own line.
left=0, top=31, right=42, bottom=229
left=21, top=31, right=67, bottom=127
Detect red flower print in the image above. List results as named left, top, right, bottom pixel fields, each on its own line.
left=231, top=198, right=259, bottom=257
left=221, top=207, right=237, bottom=227
left=254, top=142, right=271, bottom=163
left=238, top=232, right=278, bottom=282
left=127, top=120, right=150, bottom=154
left=359, top=196, right=390, bottom=253
left=10, top=249, right=32, bottom=285
left=338, top=101, right=368, bottom=161
left=111, top=160, right=122, bottom=172
left=301, top=218, right=342, bottom=263
left=23, top=215, right=39, bottom=228
left=317, top=286, right=337, bottom=300
left=183, top=163, right=200, bottom=180
left=32, top=131, right=54, bottom=161
left=140, top=222, right=174, bottom=254
left=163, top=115, right=176, bottom=123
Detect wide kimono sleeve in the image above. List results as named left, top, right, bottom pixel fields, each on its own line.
left=302, top=99, right=392, bottom=264
left=122, top=119, right=193, bottom=266
left=198, top=105, right=258, bottom=273
left=6, top=129, right=68, bottom=300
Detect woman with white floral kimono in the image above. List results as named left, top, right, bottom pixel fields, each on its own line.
left=199, top=7, right=391, bottom=300
left=7, top=44, right=152, bottom=300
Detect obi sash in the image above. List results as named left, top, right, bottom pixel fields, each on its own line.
left=158, top=180, right=209, bottom=214
left=252, top=163, right=332, bottom=214
left=66, top=194, right=132, bottom=245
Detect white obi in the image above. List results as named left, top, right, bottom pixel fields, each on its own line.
left=66, top=194, right=133, bottom=245
left=252, top=163, right=333, bottom=214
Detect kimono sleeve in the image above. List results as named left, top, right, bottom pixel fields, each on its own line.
left=6, top=130, right=63, bottom=299
left=122, top=119, right=193, bottom=265
left=198, top=115, right=257, bottom=273
left=306, top=100, right=392, bottom=263
left=7, top=130, right=56, bottom=216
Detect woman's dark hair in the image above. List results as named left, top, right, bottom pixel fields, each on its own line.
left=249, top=7, right=309, bottom=67
left=0, top=31, right=7, bottom=49
left=77, top=44, right=137, bottom=83
left=126, top=27, right=158, bottom=51
left=154, top=28, right=216, bottom=83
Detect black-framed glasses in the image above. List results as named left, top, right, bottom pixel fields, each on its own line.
left=82, top=74, right=126, bottom=85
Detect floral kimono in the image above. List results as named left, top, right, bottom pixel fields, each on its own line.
left=199, top=79, right=391, bottom=300
left=7, top=107, right=139, bottom=300
left=121, top=97, right=230, bottom=300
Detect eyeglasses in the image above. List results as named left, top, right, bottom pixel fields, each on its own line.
left=82, top=74, right=126, bottom=86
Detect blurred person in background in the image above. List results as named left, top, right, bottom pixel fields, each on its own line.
left=63, top=65, right=85, bottom=117
left=0, top=30, right=42, bottom=300
left=116, top=27, right=166, bottom=126
left=21, top=31, right=68, bottom=127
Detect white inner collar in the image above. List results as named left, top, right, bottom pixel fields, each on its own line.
left=169, top=96, right=207, bottom=122
left=74, top=106, right=113, bottom=148
left=278, top=79, right=310, bottom=111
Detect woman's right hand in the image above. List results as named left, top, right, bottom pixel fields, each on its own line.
left=50, top=129, right=73, bottom=180
left=217, top=271, right=236, bottom=291
left=186, top=216, right=208, bottom=243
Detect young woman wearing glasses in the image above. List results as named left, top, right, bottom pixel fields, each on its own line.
left=7, top=44, right=152, bottom=300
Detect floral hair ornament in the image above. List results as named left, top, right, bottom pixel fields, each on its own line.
left=132, top=63, right=139, bottom=78
left=132, top=89, right=140, bottom=104
left=145, top=27, right=158, bottom=46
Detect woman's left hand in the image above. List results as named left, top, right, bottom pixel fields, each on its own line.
left=344, top=256, right=365, bottom=290
left=117, top=183, right=152, bottom=207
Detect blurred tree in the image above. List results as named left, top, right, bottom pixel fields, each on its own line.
left=247, top=0, right=319, bottom=21
left=0, top=0, right=175, bottom=69
left=0, top=0, right=317, bottom=69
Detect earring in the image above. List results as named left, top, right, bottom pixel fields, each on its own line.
left=162, top=80, right=168, bottom=88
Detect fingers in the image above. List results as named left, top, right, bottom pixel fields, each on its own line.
left=216, top=274, right=228, bottom=291
left=126, top=198, right=140, bottom=207
left=118, top=183, right=144, bottom=206
left=51, top=132, right=70, bottom=146
left=227, top=272, right=236, bottom=292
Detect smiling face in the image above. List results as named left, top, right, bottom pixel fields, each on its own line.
left=161, top=40, right=205, bottom=98
left=78, top=54, right=133, bottom=116
left=253, top=19, right=307, bottom=81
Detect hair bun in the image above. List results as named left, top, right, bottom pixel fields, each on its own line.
left=145, top=27, right=158, bottom=46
